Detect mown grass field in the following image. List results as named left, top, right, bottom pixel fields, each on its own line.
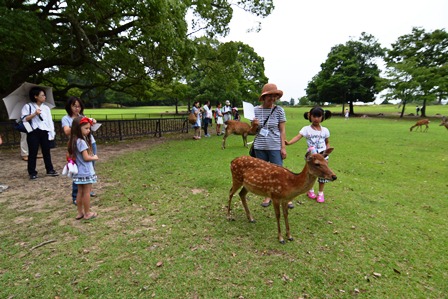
left=50, top=103, right=448, bottom=121
left=1, top=105, right=447, bottom=298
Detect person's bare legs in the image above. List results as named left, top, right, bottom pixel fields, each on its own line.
left=78, top=184, right=97, bottom=219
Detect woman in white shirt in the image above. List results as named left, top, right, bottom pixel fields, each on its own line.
left=21, top=86, right=58, bottom=180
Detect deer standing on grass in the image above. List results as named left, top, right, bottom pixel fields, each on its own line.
left=228, top=148, right=337, bottom=244
left=410, top=119, right=430, bottom=132
left=440, top=116, right=448, bottom=130
left=222, top=119, right=259, bottom=149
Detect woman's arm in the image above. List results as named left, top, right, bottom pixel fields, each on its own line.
left=24, top=109, right=40, bottom=122
left=279, top=121, right=287, bottom=159
left=63, top=126, right=71, bottom=136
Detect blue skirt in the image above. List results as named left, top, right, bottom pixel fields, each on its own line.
left=73, top=174, right=97, bottom=185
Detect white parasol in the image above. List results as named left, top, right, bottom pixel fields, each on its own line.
left=2, top=82, right=55, bottom=120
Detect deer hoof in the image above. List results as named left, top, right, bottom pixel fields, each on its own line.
left=279, top=239, right=286, bottom=244
left=288, top=237, right=294, bottom=242
left=249, top=219, right=256, bottom=223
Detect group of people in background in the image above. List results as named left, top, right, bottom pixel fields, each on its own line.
left=190, top=99, right=241, bottom=140
left=12, top=87, right=99, bottom=220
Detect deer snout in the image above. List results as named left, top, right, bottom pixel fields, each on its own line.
left=331, top=175, right=337, bottom=181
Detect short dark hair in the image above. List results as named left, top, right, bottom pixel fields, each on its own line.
left=29, top=87, right=45, bottom=103
left=304, top=107, right=332, bottom=122
left=65, top=96, right=85, bottom=116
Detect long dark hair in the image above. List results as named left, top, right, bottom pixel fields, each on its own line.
left=67, top=116, right=93, bottom=158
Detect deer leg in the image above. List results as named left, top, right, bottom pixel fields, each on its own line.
left=222, top=134, right=228, bottom=149
left=272, top=199, right=284, bottom=244
left=239, top=187, right=255, bottom=223
left=281, top=201, right=293, bottom=241
left=243, top=134, right=247, bottom=147
left=228, top=183, right=241, bottom=221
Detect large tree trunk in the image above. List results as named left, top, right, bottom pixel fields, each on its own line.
left=349, top=102, right=355, bottom=115
left=420, top=99, right=427, bottom=117
left=399, top=100, right=407, bottom=118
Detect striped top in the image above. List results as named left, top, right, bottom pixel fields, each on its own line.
left=253, top=105, right=286, bottom=150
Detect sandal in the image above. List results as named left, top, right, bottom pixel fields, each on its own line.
left=307, top=191, right=317, bottom=199
left=75, top=214, right=84, bottom=220
left=260, top=199, right=271, bottom=207
left=84, top=212, right=98, bottom=220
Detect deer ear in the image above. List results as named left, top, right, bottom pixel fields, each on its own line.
left=305, top=151, right=314, bottom=161
left=323, top=147, right=334, bottom=157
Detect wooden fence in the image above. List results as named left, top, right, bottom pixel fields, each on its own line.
left=0, top=117, right=190, bottom=147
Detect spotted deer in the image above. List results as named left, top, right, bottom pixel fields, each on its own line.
left=222, top=119, right=259, bottom=149
left=228, top=149, right=337, bottom=243
left=440, top=116, right=448, bottom=130
left=410, top=119, right=430, bottom=132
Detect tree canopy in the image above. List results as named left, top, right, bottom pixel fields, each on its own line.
left=186, top=38, right=267, bottom=106
left=384, top=27, right=448, bottom=117
left=306, top=33, right=385, bottom=114
left=0, top=0, right=274, bottom=118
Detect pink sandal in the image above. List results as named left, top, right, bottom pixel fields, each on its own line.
left=317, top=194, right=325, bottom=203
left=307, top=191, right=317, bottom=199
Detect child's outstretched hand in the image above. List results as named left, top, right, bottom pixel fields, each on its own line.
left=91, top=154, right=99, bottom=161
left=285, top=140, right=291, bottom=146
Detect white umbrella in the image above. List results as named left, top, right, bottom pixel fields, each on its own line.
left=2, top=82, right=55, bottom=120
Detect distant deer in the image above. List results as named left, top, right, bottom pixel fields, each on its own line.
left=440, top=116, right=448, bottom=130
left=228, top=149, right=337, bottom=243
left=410, top=119, right=430, bottom=132
left=222, top=119, right=259, bottom=149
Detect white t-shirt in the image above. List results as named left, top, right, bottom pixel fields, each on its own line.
left=203, top=105, right=212, bottom=119
left=299, top=125, right=330, bottom=153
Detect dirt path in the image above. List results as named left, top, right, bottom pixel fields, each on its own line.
left=0, top=134, right=189, bottom=213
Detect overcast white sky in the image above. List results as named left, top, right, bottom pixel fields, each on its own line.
left=222, top=0, right=448, bottom=101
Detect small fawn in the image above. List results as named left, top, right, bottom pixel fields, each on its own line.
left=222, top=119, right=259, bottom=149
left=228, top=148, right=337, bottom=243
left=410, top=119, right=430, bottom=132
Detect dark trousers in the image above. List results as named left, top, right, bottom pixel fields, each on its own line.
left=203, top=118, right=210, bottom=135
left=26, top=129, right=54, bottom=176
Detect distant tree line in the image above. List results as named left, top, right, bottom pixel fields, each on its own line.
left=306, top=28, right=448, bottom=117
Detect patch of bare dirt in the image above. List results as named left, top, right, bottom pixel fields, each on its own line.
left=0, top=134, right=190, bottom=217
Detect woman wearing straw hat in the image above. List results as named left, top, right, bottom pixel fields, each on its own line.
left=253, top=83, right=293, bottom=209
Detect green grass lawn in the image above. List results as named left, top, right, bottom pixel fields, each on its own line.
left=1, top=105, right=447, bottom=298
left=50, top=103, right=448, bottom=121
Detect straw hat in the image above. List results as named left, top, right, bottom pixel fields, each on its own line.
left=259, top=83, right=283, bottom=101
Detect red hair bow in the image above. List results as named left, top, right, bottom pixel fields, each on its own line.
left=80, top=117, right=93, bottom=125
